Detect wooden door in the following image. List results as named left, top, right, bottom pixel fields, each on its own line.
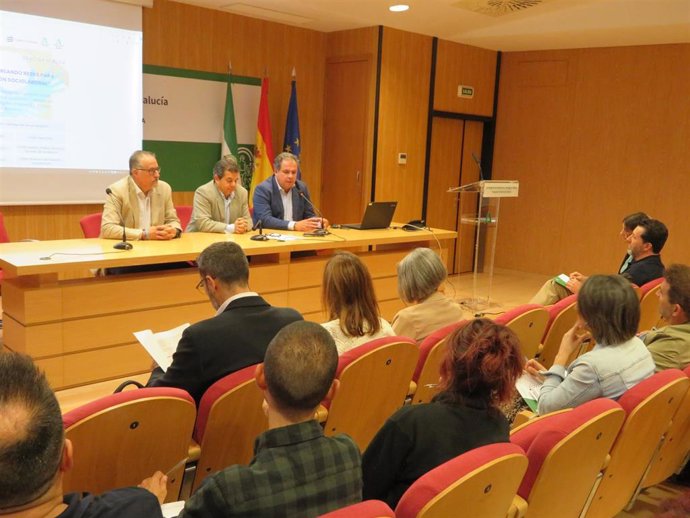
left=321, top=57, right=371, bottom=224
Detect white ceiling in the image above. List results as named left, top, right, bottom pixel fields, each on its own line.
left=171, top=0, right=690, bottom=51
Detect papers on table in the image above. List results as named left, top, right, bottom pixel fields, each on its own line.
left=266, top=233, right=300, bottom=241
left=133, top=323, right=190, bottom=372
left=515, top=372, right=543, bottom=413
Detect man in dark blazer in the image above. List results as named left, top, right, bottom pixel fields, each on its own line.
left=252, top=152, right=329, bottom=231
left=147, top=241, right=302, bottom=406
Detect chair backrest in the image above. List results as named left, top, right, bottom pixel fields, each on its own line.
left=395, top=443, right=528, bottom=518
left=324, top=336, right=419, bottom=451
left=641, top=365, right=690, bottom=488
left=412, top=320, right=468, bottom=405
left=63, top=387, right=196, bottom=502
left=0, top=211, right=9, bottom=243
left=191, top=364, right=267, bottom=492
left=318, top=500, right=395, bottom=517
left=79, top=212, right=103, bottom=238
left=510, top=399, right=625, bottom=518
left=177, top=205, right=193, bottom=230
left=637, top=278, right=663, bottom=332
left=495, top=304, right=550, bottom=359
left=582, top=369, right=690, bottom=518
left=539, top=295, right=578, bottom=369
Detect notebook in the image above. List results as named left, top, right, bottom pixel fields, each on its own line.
left=342, top=201, right=398, bottom=230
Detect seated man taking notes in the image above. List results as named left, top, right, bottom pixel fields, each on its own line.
left=147, top=241, right=302, bottom=405
left=186, top=155, right=251, bottom=234
left=252, top=151, right=329, bottom=231
left=101, top=150, right=181, bottom=241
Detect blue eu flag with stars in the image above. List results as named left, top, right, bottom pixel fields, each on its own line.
left=283, top=79, right=301, bottom=180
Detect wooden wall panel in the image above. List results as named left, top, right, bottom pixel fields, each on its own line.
left=434, top=40, right=497, bottom=116
left=324, top=27, right=378, bottom=215
left=494, top=44, right=690, bottom=275
left=375, top=28, right=432, bottom=223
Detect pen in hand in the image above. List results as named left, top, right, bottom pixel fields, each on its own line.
left=165, top=456, right=189, bottom=478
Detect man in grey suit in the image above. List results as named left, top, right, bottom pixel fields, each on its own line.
left=186, top=156, right=251, bottom=234
left=101, top=150, right=182, bottom=241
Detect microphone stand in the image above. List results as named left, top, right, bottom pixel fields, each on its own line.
left=296, top=186, right=329, bottom=237
left=250, top=219, right=269, bottom=241
left=105, top=188, right=133, bottom=250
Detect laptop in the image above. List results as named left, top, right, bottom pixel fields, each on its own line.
left=342, top=201, right=398, bottom=230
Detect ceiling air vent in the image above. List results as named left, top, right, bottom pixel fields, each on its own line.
left=453, top=0, right=554, bottom=17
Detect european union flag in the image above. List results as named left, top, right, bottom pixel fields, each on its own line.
left=283, top=79, right=301, bottom=179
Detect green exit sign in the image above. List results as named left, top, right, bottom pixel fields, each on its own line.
left=458, top=85, right=474, bottom=98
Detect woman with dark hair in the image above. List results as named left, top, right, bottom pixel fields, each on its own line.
left=321, top=251, right=395, bottom=354
left=526, top=274, right=655, bottom=415
left=361, top=319, right=524, bottom=508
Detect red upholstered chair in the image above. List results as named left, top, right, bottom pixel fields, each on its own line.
left=323, top=336, right=419, bottom=451
left=79, top=212, right=102, bottom=238
left=637, top=277, right=664, bottom=332
left=411, top=320, right=468, bottom=405
left=495, top=304, right=549, bottom=359
left=191, top=364, right=267, bottom=492
left=510, top=398, right=625, bottom=518
left=642, top=365, right=690, bottom=488
left=395, top=443, right=528, bottom=518
left=538, top=294, right=578, bottom=368
left=176, top=205, right=193, bottom=230
left=581, top=369, right=690, bottom=518
left=318, top=500, right=395, bottom=517
left=62, top=387, right=196, bottom=502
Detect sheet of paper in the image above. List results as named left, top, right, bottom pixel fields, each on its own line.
left=266, top=233, right=300, bottom=241
left=133, top=323, right=190, bottom=372
left=161, top=501, right=185, bottom=518
left=515, top=372, right=543, bottom=413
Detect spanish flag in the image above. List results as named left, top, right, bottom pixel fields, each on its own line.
left=249, top=77, right=275, bottom=207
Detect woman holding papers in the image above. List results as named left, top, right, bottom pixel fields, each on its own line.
left=362, top=319, right=524, bottom=508
left=526, top=275, right=655, bottom=415
left=320, top=251, right=395, bottom=354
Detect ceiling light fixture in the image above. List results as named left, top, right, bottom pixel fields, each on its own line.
left=389, top=4, right=410, bottom=12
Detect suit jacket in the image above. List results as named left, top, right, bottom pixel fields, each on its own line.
left=101, top=175, right=181, bottom=240
left=147, top=295, right=303, bottom=406
left=186, top=180, right=251, bottom=233
left=252, top=176, right=316, bottom=230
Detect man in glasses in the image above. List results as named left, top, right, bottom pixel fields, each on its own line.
left=101, top=150, right=182, bottom=240
left=147, top=241, right=303, bottom=406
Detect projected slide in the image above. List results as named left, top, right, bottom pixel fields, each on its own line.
left=0, top=10, right=142, bottom=171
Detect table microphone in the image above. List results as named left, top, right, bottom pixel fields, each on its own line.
left=294, top=184, right=329, bottom=237
left=105, top=188, right=133, bottom=250
left=250, top=219, right=269, bottom=241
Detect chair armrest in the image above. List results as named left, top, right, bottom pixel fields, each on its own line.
left=511, top=410, right=537, bottom=431
left=314, top=404, right=328, bottom=423
left=407, top=380, right=417, bottom=397
left=507, top=495, right=528, bottom=518
left=187, top=440, right=201, bottom=463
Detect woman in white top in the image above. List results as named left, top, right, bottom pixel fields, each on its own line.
left=321, top=251, right=395, bottom=355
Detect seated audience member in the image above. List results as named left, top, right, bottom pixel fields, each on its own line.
left=526, top=275, right=655, bottom=415
left=252, top=151, right=328, bottom=231
left=179, top=321, right=362, bottom=517
left=321, top=251, right=395, bottom=354
left=530, top=212, right=649, bottom=305
left=186, top=155, right=251, bottom=234
left=147, top=242, right=302, bottom=405
left=391, top=247, right=464, bottom=343
left=643, top=264, right=690, bottom=371
left=361, top=319, right=524, bottom=508
left=101, top=150, right=181, bottom=241
left=0, top=352, right=166, bottom=518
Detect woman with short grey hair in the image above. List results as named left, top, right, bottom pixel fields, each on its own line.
left=392, top=248, right=464, bottom=342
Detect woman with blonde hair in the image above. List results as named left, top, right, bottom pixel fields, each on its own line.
left=321, top=251, right=395, bottom=354
left=392, top=247, right=464, bottom=342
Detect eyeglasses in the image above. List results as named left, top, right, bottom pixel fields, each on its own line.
left=195, top=278, right=206, bottom=293
left=135, top=167, right=161, bottom=175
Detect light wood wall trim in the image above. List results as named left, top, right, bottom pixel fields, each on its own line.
left=493, top=44, right=690, bottom=275
left=375, top=27, right=433, bottom=223
left=434, top=39, right=498, bottom=116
